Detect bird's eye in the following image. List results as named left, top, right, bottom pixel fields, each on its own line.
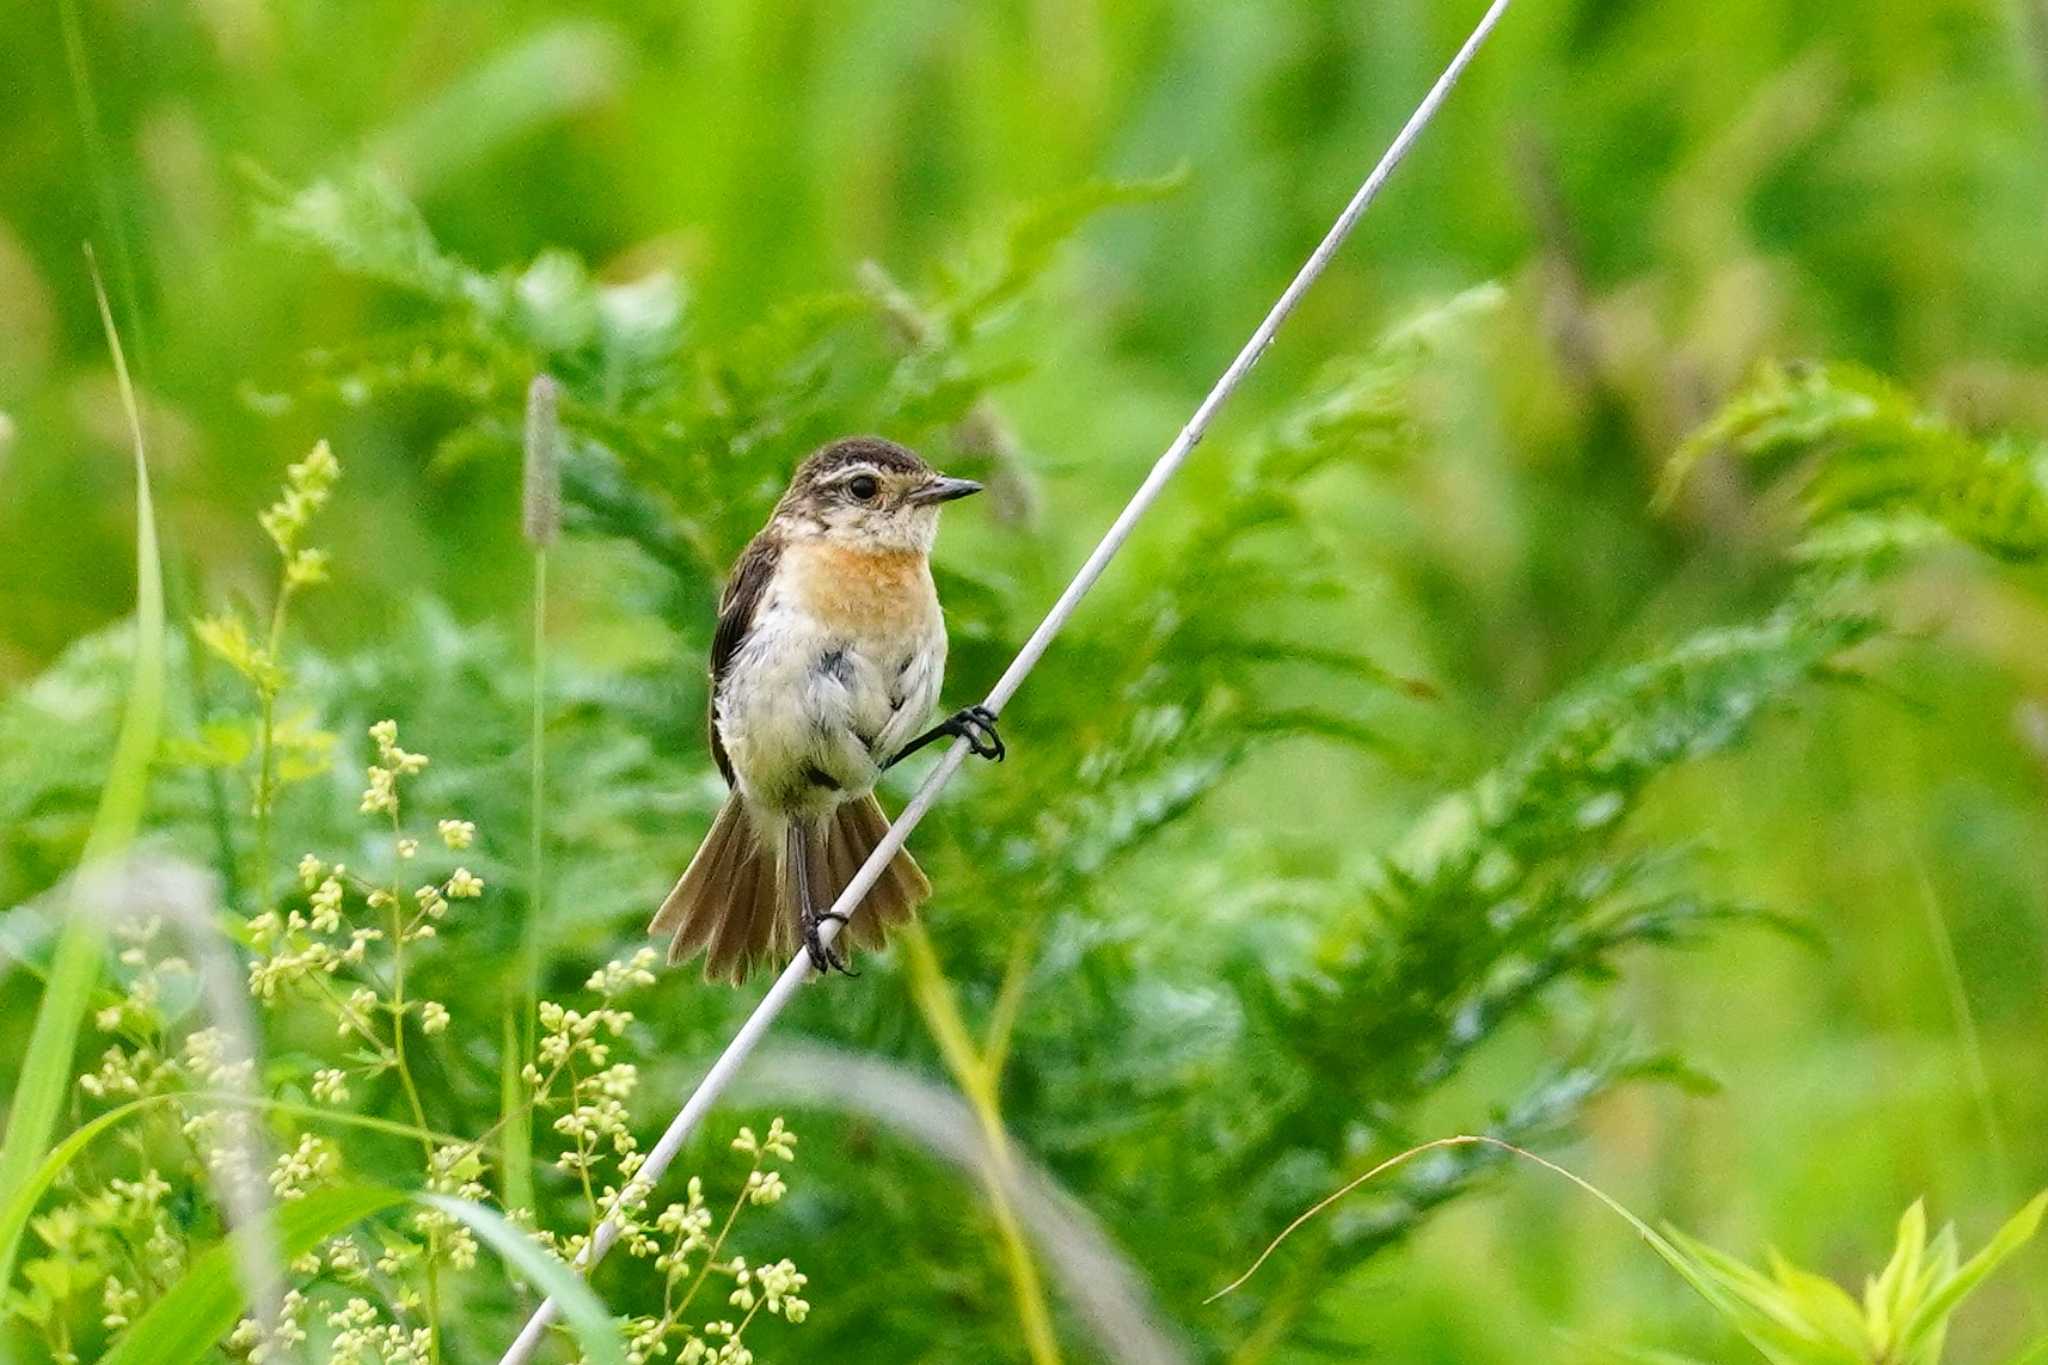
left=847, top=474, right=879, bottom=501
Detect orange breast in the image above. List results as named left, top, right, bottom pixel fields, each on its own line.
left=781, top=540, right=938, bottom=638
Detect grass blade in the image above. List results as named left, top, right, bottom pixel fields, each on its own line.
left=422, top=1194, right=628, bottom=1365
left=0, top=249, right=166, bottom=1290
left=0, top=1097, right=163, bottom=1271
left=502, top=1010, right=535, bottom=1215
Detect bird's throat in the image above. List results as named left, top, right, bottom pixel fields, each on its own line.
left=779, top=539, right=937, bottom=637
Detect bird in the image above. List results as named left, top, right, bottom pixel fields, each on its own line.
left=650, top=436, right=1005, bottom=982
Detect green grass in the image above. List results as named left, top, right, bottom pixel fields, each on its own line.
left=0, top=253, right=165, bottom=1293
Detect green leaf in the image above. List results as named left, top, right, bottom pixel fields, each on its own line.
left=99, top=1184, right=408, bottom=1365
left=0, top=1097, right=161, bottom=1279
left=1764, top=1248, right=1871, bottom=1353
left=192, top=612, right=279, bottom=693
left=269, top=711, right=336, bottom=784
left=2004, top=1333, right=2048, bottom=1365
left=946, top=168, right=1187, bottom=330
left=0, top=258, right=166, bottom=1294
left=500, top=1010, right=536, bottom=1222
left=420, top=1194, right=628, bottom=1365
left=1660, top=1226, right=1860, bottom=1365
left=1900, top=1191, right=2048, bottom=1352
left=1864, top=1199, right=1928, bottom=1349
left=513, top=250, right=601, bottom=353
left=161, top=716, right=256, bottom=770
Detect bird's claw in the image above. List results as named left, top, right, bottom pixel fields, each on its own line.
left=955, top=705, right=1005, bottom=763
left=801, top=909, right=856, bottom=977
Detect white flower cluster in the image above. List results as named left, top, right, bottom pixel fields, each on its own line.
left=76, top=1042, right=172, bottom=1100
left=78, top=916, right=193, bottom=1101
left=587, top=947, right=660, bottom=997
left=224, top=1288, right=309, bottom=1362
left=245, top=722, right=488, bottom=1126
left=323, top=1296, right=434, bottom=1365
left=616, top=1117, right=809, bottom=1364
left=551, top=1063, right=641, bottom=1177
left=530, top=999, right=632, bottom=1079
left=729, top=1118, right=797, bottom=1163
left=245, top=859, right=386, bottom=1003
left=183, top=1026, right=256, bottom=1090
left=723, top=1254, right=810, bottom=1323
left=269, top=1134, right=340, bottom=1201
left=743, top=1168, right=788, bottom=1207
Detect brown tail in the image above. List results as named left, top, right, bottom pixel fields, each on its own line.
left=650, top=793, right=931, bottom=983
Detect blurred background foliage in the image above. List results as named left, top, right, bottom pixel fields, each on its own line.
left=3, top=0, right=2048, bottom=1360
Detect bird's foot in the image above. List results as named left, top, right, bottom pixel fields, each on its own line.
left=882, top=704, right=1008, bottom=771
left=951, top=705, right=1005, bottom=762
left=801, top=908, right=857, bottom=977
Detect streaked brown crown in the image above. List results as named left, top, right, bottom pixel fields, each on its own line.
left=787, top=437, right=931, bottom=493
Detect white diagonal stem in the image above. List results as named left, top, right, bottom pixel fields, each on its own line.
left=498, top=3, right=1513, bottom=1357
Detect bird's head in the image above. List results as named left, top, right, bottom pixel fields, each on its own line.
left=773, top=436, right=982, bottom=554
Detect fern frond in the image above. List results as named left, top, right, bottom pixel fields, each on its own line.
left=261, top=171, right=688, bottom=409
left=934, top=169, right=1188, bottom=338
left=1670, top=360, right=2048, bottom=563
left=260, top=171, right=503, bottom=313
left=1459, top=600, right=1877, bottom=869
left=1258, top=283, right=1503, bottom=485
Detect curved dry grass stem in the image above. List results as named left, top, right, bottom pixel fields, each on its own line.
left=1204, top=1137, right=1703, bottom=1317
left=1206, top=1136, right=1483, bottom=1303
left=497, top=4, right=1515, bottom=1357
left=1205, top=1135, right=1666, bottom=1304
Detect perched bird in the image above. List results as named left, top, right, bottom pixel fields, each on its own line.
left=651, top=436, right=1004, bottom=982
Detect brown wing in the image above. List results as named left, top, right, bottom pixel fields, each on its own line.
left=706, top=534, right=781, bottom=786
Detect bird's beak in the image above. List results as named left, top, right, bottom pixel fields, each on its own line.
left=910, top=475, right=984, bottom=505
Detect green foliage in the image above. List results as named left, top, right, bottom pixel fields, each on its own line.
left=9, top=176, right=2029, bottom=1358
left=1669, top=361, right=2048, bottom=565
left=6, top=26, right=2048, bottom=1354
left=187, top=440, right=342, bottom=914
left=1139, top=595, right=1870, bottom=1338
left=1655, top=1192, right=2047, bottom=1365
left=1218, top=1138, right=2042, bottom=1365
left=0, top=628, right=154, bottom=903
left=261, top=170, right=688, bottom=412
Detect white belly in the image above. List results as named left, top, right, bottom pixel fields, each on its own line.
left=716, top=593, right=944, bottom=818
